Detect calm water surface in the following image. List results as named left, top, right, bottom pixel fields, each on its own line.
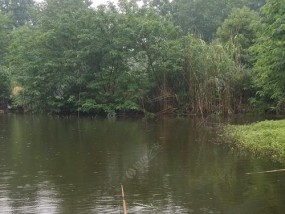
left=0, top=114, right=285, bottom=214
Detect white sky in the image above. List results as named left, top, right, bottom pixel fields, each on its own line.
left=92, top=0, right=118, bottom=7
left=35, top=0, right=119, bottom=7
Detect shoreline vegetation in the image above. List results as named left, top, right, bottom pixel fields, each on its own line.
left=0, top=0, right=284, bottom=117
left=225, top=119, right=285, bottom=163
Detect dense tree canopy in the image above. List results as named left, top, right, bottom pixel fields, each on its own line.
left=171, top=0, right=265, bottom=41
left=216, top=7, right=262, bottom=66
left=0, top=0, right=283, bottom=115
left=251, top=0, right=285, bottom=113
left=0, top=0, right=35, bottom=27
left=0, top=12, right=11, bottom=103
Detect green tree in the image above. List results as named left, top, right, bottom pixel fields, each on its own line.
left=216, top=7, right=262, bottom=66
left=0, top=12, right=11, bottom=61
left=8, top=0, right=152, bottom=114
left=0, top=70, right=10, bottom=102
left=171, top=0, right=265, bottom=41
left=148, top=0, right=174, bottom=16
left=116, top=0, right=183, bottom=112
left=0, top=0, right=35, bottom=27
left=8, top=0, right=252, bottom=116
left=251, top=0, right=285, bottom=113
left=10, top=0, right=96, bottom=112
left=248, top=0, right=266, bottom=11
left=0, top=12, right=11, bottom=104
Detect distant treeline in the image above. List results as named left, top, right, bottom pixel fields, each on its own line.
left=0, top=0, right=284, bottom=117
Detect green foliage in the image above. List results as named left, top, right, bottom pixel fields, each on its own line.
left=216, top=7, right=262, bottom=66
left=225, top=119, right=285, bottom=163
left=9, top=0, right=180, bottom=115
left=171, top=0, right=264, bottom=41
left=4, top=0, right=282, bottom=116
left=0, top=12, right=12, bottom=62
left=250, top=0, right=285, bottom=112
left=181, top=36, right=249, bottom=115
left=0, top=12, right=11, bottom=102
left=9, top=0, right=93, bottom=112
left=0, top=69, right=10, bottom=101
left=0, top=0, right=35, bottom=27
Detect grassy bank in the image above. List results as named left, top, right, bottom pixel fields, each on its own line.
left=225, top=119, right=285, bottom=163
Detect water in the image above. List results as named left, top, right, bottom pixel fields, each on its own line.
left=0, top=114, right=285, bottom=213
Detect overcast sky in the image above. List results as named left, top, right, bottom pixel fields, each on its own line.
left=35, top=0, right=119, bottom=7
left=92, top=0, right=118, bottom=7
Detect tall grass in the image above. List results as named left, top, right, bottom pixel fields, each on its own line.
left=181, top=36, right=249, bottom=115
left=146, top=35, right=251, bottom=116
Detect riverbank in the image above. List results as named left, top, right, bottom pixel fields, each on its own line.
left=225, top=119, right=285, bottom=163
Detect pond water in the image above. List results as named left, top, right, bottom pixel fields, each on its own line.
left=0, top=114, right=285, bottom=214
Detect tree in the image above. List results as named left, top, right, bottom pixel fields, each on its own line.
left=0, top=70, right=10, bottom=103
left=216, top=7, right=262, bottom=66
left=251, top=0, right=285, bottom=113
left=9, top=0, right=159, bottom=114
left=248, top=0, right=266, bottom=11
left=8, top=0, right=253, bottom=116
left=0, top=0, right=35, bottom=27
left=0, top=12, right=11, bottom=105
left=148, top=0, right=174, bottom=16
left=0, top=12, right=11, bottom=61
left=171, top=0, right=265, bottom=41
left=9, top=0, right=94, bottom=112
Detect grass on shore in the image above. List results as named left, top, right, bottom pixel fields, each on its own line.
left=225, top=119, right=285, bottom=163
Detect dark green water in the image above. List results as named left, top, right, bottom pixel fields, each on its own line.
left=0, top=114, right=285, bottom=214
